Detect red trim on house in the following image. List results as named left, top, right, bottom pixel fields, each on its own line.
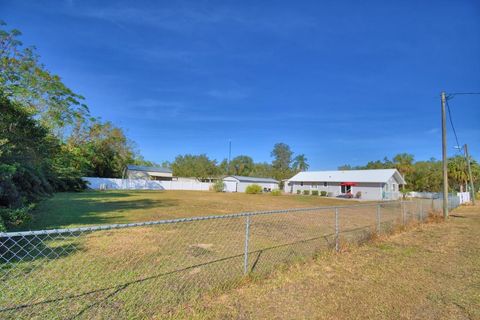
left=340, top=182, right=357, bottom=186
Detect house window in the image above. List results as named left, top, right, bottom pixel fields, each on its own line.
left=300, top=182, right=304, bottom=186
left=341, top=185, right=352, bottom=194
left=312, top=184, right=318, bottom=189
left=392, top=184, right=396, bottom=192
left=323, top=182, right=328, bottom=187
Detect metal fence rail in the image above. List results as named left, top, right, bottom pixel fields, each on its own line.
left=0, top=199, right=458, bottom=319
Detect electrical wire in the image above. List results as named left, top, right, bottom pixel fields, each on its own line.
left=445, top=99, right=462, bottom=154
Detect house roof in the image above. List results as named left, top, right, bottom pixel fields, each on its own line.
left=224, top=175, right=279, bottom=183
left=126, top=164, right=172, bottom=174
left=288, top=169, right=406, bottom=184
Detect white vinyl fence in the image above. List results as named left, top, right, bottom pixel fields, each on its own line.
left=408, top=191, right=471, bottom=204
left=83, top=177, right=213, bottom=191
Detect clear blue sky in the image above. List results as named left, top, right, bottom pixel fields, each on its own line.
left=3, top=0, right=480, bottom=169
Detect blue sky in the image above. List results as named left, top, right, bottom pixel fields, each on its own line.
left=3, top=0, right=480, bottom=169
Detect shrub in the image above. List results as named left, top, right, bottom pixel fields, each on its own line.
left=303, top=190, right=310, bottom=195
left=245, top=184, right=263, bottom=194
left=311, top=190, right=319, bottom=196
left=271, top=189, right=281, bottom=196
left=0, top=214, right=6, bottom=232
left=296, top=190, right=301, bottom=195
left=320, top=191, right=327, bottom=196
left=0, top=204, right=35, bottom=230
left=211, top=180, right=225, bottom=192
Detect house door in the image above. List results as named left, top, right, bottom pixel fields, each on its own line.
left=341, top=185, right=351, bottom=194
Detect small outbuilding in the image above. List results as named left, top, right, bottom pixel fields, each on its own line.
left=126, top=165, right=173, bottom=181
left=223, top=176, right=279, bottom=193
left=285, top=169, right=406, bottom=200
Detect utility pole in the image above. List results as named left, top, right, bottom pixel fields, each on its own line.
left=441, top=91, right=449, bottom=218
left=464, top=144, right=476, bottom=205
left=227, top=140, right=232, bottom=175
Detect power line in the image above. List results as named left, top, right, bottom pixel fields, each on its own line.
left=445, top=99, right=462, bottom=154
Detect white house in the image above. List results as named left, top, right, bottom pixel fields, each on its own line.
left=285, top=169, right=406, bottom=200
left=126, top=165, right=173, bottom=181
left=223, top=176, right=279, bottom=193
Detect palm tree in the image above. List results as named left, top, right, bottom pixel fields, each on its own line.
left=292, top=154, right=309, bottom=172
left=448, top=156, right=469, bottom=192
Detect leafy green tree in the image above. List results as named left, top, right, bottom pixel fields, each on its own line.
left=251, top=162, right=274, bottom=178
left=0, top=93, right=58, bottom=209
left=292, top=154, right=309, bottom=172
left=230, top=155, right=254, bottom=176
left=0, top=21, right=88, bottom=132
left=271, top=143, right=294, bottom=180
left=448, top=155, right=469, bottom=192
left=171, top=154, right=218, bottom=179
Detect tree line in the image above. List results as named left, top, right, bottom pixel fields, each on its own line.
left=0, top=22, right=151, bottom=230
left=164, top=143, right=309, bottom=181
left=0, top=22, right=309, bottom=229
left=339, top=153, right=480, bottom=193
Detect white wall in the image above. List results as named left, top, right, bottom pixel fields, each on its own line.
left=222, top=177, right=279, bottom=192
left=288, top=181, right=384, bottom=200
left=83, top=177, right=212, bottom=191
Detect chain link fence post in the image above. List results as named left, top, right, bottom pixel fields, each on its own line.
left=419, top=200, right=423, bottom=222
left=335, top=208, right=339, bottom=252
left=376, top=204, right=381, bottom=233
left=243, top=216, right=251, bottom=275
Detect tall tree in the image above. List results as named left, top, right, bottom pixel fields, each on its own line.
left=0, top=21, right=88, bottom=133
left=171, top=154, right=218, bottom=179
left=393, top=153, right=415, bottom=185
left=292, top=154, right=309, bottom=172
left=271, top=143, right=293, bottom=180
left=230, top=155, right=254, bottom=176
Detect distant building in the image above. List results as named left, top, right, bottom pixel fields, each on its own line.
left=285, top=169, right=406, bottom=200
left=126, top=165, right=173, bottom=181
left=223, top=176, right=279, bottom=193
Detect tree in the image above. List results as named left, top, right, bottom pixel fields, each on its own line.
left=171, top=154, right=218, bottom=179
left=0, top=21, right=88, bottom=132
left=251, top=162, right=274, bottom=178
left=271, top=143, right=294, bottom=180
left=448, top=155, right=469, bottom=192
left=230, top=155, right=254, bottom=176
left=338, top=164, right=352, bottom=170
left=292, top=154, right=309, bottom=172
left=271, top=143, right=293, bottom=170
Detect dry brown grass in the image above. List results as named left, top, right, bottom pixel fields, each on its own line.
left=176, top=205, right=480, bottom=320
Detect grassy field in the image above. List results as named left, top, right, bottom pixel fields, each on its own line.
left=178, top=205, right=480, bottom=320
left=1, top=191, right=421, bottom=319
left=22, top=190, right=363, bottom=231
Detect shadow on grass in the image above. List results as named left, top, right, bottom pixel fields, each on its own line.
left=0, top=233, right=337, bottom=318
left=19, top=197, right=179, bottom=231
left=0, top=226, right=380, bottom=319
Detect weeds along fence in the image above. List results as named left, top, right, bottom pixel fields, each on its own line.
left=0, top=199, right=459, bottom=319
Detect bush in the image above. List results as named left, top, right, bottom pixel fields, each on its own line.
left=320, top=191, right=327, bottom=196
left=211, top=180, right=225, bottom=192
left=271, top=189, right=281, bottom=196
left=303, top=190, right=310, bottom=195
left=0, top=214, right=6, bottom=232
left=245, top=184, right=263, bottom=194
left=296, top=190, right=301, bottom=195
left=0, top=204, right=34, bottom=229
left=311, top=190, right=319, bottom=196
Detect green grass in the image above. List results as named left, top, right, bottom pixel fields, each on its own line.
left=21, top=190, right=363, bottom=231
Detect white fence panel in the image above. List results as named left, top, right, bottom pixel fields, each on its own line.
left=83, top=177, right=212, bottom=191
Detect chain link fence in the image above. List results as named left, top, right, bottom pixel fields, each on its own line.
left=0, top=199, right=458, bottom=319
